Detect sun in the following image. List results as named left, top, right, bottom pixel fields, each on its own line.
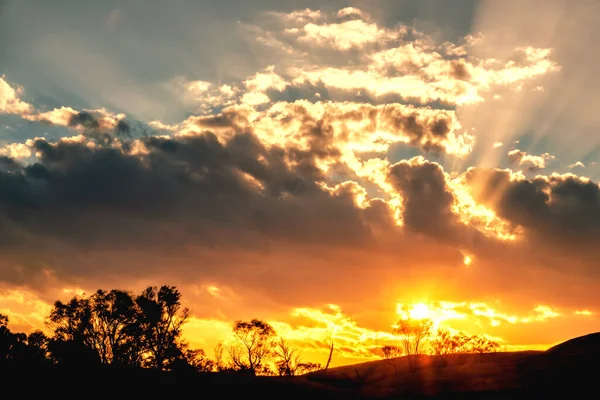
left=409, top=303, right=431, bottom=320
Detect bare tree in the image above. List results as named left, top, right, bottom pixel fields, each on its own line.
left=393, top=318, right=432, bottom=371
left=228, top=319, right=276, bottom=375
left=324, top=339, right=334, bottom=370
left=213, top=341, right=225, bottom=371
left=380, top=344, right=402, bottom=375
left=296, top=362, right=323, bottom=374
left=430, top=329, right=500, bottom=366
left=274, top=337, right=300, bottom=376
left=469, top=335, right=500, bottom=361
left=271, top=337, right=323, bottom=375
left=381, top=344, right=402, bottom=359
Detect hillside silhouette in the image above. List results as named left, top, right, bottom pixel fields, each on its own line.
left=1, top=286, right=599, bottom=398
left=1, top=332, right=599, bottom=398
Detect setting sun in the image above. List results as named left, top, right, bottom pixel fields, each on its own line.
left=409, top=303, right=431, bottom=320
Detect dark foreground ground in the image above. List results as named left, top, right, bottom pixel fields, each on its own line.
left=3, top=333, right=600, bottom=399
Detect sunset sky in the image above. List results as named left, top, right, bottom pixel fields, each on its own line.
left=1, top=0, right=599, bottom=367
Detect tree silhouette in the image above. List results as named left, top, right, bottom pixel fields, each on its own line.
left=380, top=344, right=402, bottom=375
left=274, top=337, right=300, bottom=376
left=1, top=314, right=51, bottom=366
left=135, top=286, right=190, bottom=370
left=171, top=346, right=215, bottom=373
left=228, top=319, right=276, bottom=375
left=47, top=289, right=139, bottom=365
left=430, top=329, right=500, bottom=366
left=296, top=361, right=323, bottom=374
left=393, top=318, right=432, bottom=371
left=381, top=344, right=402, bottom=359
left=25, top=330, right=50, bottom=362
left=45, top=285, right=195, bottom=370
left=469, top=334, right=500, bottom=360
left=212, top=341, right=227, bottom=371
left=324, top=339, right=334, bottom=370
left=0, top=314, right=17, bottom=362
left=273, top=337, right=322, bottom=376
left=46, top=289, right=140, bottom=365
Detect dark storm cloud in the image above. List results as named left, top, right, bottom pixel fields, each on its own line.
left=378, top=106, right=453, bottom=155
left=465, top=168, right=600, bottom=256
left=388, top=159, right=461, bottom=239
left=449, top=59, right=471, bottom=81
left=68, top=111, right=100, bottom=130
left=0, top=130, right=397, bottom=284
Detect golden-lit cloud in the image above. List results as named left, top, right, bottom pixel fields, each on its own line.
left=0, top=75, right=34, bottom=115
left=167, top=76, right=240, bottom=113
left=569, top=161, right=585, bottom=169
left=26, top=106, right=127, bottom=134
left=507, top=149, right=556, bottom=171
left=294, top=19, right=399, bottom=50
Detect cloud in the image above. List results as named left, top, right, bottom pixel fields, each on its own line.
left=294, top=18, right=399, bottom=51
left=168, top=77, right=240, bottom=113
left=178, top=100, right=470, bottom=161
left=507, top=149, right=556, bottom=171
left=388, top=158, right=462, bottom=239
left=229, top=7, right=561, bottom=113
left=0, top=130, right=404, bottom=287
left=0, top=76, right=34, bottom=116
left=464, top=168, right=600, bottom=264
left=569, top=161, right=585, bottom=169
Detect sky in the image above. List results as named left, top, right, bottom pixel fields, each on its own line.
left=0, top=0, right=600, bottom=367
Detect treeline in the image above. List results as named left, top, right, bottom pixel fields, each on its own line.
left=0, top=286, right=321, bottom=376
left=380, top=319, right=501, bottom=371
left=1, top=285, right=501, bottom=376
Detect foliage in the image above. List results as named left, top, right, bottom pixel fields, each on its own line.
left=47, top=289, right=139, bottom=365
left=2, top=287, right=503, bottom=378
left=45, top=285, right=193, bottom=371
left=393, top=318, right=432, bottom=371
left=228, top=319, right=276, bottom=375
left=380, top=345, right=402, bottom=359
left=213, top=342, right=225, bottom=371
left=380, top=344, right=402, bottom=375
left=135, top=286, right=190, bottom=370
left=273, top=337, right=323, bottom=376
left=0, top=314, right=50, bottom=365
left=430, top=328, right=500, bottom=366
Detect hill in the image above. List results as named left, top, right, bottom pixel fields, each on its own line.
left=304, top=332, right=600, bottom=399
left=2, top=332, right=599, bottom=399
left=305, top=351, right=541, bottom=398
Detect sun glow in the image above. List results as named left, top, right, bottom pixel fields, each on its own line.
left=449, top=176, right=521, bottom=241
left=396, top=302, right=470, bottom=330
left=409, top=303, right=431, bottom=320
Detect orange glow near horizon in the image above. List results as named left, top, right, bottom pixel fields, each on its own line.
left=0, top=284, right=597, bottom=368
